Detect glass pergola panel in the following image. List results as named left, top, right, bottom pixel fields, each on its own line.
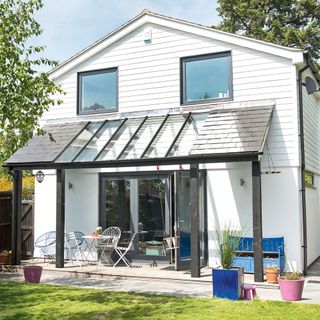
left=143, top=115, right=186, bottom=159
left=74, top=120, right=122, bottom=162
left=168, top=113, right=208, bottom=157
left=96, top=118, right=144, bottom=161
left=56, top=122, right=101, bottom=162
left=120, top=116, right=164, bottom=160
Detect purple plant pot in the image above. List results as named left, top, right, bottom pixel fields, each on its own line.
left=23, top=266, right=43, bottom=284
left=278, top=277, right=304, bottom=301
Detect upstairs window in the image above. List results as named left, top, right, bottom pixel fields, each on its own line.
left=181, top=52, right=232, bottom=105
left=78, top=68, right=118, bottom=115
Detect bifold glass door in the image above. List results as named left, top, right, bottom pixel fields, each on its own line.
left=101, top=176, right=171, bottom=260
left=174, top=171, right=206, bottom=270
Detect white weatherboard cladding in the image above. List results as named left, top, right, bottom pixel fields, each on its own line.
left=45, top=23, right=299, bottom=167
left=207, top=165, right=303, bottom=271
left=303, top=76, right=320, bottom=174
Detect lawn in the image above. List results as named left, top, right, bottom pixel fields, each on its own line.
left=0, top=281, right=320, bottom=320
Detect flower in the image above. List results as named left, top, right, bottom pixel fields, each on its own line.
left=265, top=264, right=280, bottom=270
left=96, top=227, right=103, bottom=235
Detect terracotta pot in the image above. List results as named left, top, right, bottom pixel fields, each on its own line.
left=278, top=277, right=305, bottom=301
left=0, top=253, right=11, bottom=265
left=264, top=268, right=280, bottom=284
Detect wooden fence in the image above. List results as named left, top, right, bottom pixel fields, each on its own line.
left=0, top=192, right=34, bottom=258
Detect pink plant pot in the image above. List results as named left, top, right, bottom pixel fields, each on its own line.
left=278, top=277, right=304, bottom=301
left=23, top=266, right=43, bottom=284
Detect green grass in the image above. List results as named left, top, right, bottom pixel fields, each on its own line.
left=0, top=281, right=320, bottom=320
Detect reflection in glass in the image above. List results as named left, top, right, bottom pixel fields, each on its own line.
left=75, top=120, right=121, bottom=162
left=143, top=115, right=185, bottom=158
left=168, top=113, right=208, bottom=157
left=184, top=54, right=230, bottom=103
left=97, top=119, right=143, bottom=161
left=56, top=122, right=101, bottom=162
left=80, top=69, right=117, bottom=113
left=138, top=178, right=166, bottom=256
left=120, top=117, right=163, bottom=159
left=105, top=180, right=131, bottom=232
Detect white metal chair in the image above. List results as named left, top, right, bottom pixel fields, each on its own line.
left=95, top=227, right=121, bottom=265
left=113, top=232, right=138, bottom=268
left=34, top=231, right=56, bottom=262
left=65, top=231, right=86, bottom=267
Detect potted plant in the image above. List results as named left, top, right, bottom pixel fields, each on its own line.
left=91, top=226, right=103, bottom=237
left=0, top=250, right=11, bottom=265
left=212, top=224, right=245, bottom=300
left=264, top=264, right=280, bottom=284
left=278, top=271, right=304, bottom=301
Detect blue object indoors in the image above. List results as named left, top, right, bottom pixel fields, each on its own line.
left=212, top=269, right=241, bottom=300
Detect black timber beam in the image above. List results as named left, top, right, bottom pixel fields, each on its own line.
left=6, top=153, right=260, bottom=171
left=56, top=169, right=65, bottom=268
left=252, top=161, right=264, bottom=282
left=11, top=170, right=22, bottom=265
left=190, top=163, right=200, bottom=277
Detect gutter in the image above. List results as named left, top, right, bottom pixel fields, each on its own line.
left=298, top=54, right=311, bottom=276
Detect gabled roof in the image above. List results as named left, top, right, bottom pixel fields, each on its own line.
left=49, top=9, right=304, bottom=79
left=6, top=105, right=273, bottom=170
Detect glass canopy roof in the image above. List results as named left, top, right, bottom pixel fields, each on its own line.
left=56, top=113, right=208, bottom=163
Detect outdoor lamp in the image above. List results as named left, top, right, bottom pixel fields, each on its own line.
left=35, top=171, right=45, bottom=183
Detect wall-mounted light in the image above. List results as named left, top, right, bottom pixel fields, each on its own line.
left=68, top=182, right=73, bottom=190
left=144, top=28, right=152, bottom=43
left=35, top=171, right=45, bottom=183
left=240, top=178, right=245, bottom=186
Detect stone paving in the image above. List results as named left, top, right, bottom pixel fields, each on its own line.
left=1, top=266, right=320, bottom=303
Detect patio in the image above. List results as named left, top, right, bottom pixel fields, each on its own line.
left=2, top=263, right=320, bottom=303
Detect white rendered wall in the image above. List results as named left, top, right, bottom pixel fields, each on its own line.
left=306, top=175, right=320, bottom=265
left=65, top=169, right=99, bottom=235
left=207, top=163, right=303, bottom=272
left=33, top=170, right=57, bottom=257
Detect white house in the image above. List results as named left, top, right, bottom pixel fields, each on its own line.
left=7, top=10, right=320, bottom=281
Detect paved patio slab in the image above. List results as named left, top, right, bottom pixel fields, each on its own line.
left=1, top=265, right=320, bottom=303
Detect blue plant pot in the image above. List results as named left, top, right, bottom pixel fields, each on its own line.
left=212, top=268, right=243, bottom=300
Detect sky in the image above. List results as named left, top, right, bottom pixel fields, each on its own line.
left=33, top=0, right=220, bottom=68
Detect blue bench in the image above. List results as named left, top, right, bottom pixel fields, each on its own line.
left=232, top=237, right=285, bottom=273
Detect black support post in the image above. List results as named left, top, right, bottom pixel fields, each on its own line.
left=11, top=170, right=22, bottom=265
left=252, top=161, right=264, bottom=282
left=56, top=169, right=65, bottom=268
left=190, top=163, right=200, bottom=277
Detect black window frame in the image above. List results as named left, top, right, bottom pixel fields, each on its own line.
left=180, top=51, right=233, bottom=105
left=77, top=67, right=118, bottom=115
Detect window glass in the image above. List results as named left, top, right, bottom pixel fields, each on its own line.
left=75, top=120, right=122, bottom=162
left=79, top=69, right=117, bottom=114
left=183, top=53, right=231, bottom=104
left=56, top=122, right=101, bottom=162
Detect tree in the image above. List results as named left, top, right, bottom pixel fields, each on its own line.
left=0, top=0, right=63, bottom=170
left=216, top=0, right=320, bottom=62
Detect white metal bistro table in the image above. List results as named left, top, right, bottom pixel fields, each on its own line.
left=82, top=235, right=115, bottom=265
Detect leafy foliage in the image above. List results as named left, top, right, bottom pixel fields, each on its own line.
left=282, top=271, right=303, bottom=280
left=0, top=173, right=34, bottom=194
left=216, top=0, right=320, bottom=62
left=215, top=223, right=245, bottom=269
left=0, top=0, right=63, bottom=168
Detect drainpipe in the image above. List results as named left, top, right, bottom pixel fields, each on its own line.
left=297, top=58, right=310, bottom=276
